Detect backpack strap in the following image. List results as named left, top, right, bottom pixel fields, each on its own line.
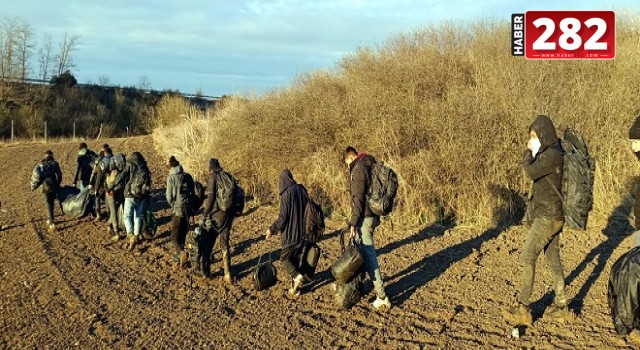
left=544, top=176, right=564, bottom=202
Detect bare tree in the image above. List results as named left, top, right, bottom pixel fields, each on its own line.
left=137, top=74, right=151, bottom=90
left=15, top=19, right=34, bottom=80
left=38, top=33, right=54, bottom=81
left=55, top=32, right=79, bottom=76
left=97, top=74, right=110, bottom=86
left=0, top=17, right=20, bottom=79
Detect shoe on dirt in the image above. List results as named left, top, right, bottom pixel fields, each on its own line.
left=110, top=235, right=121, bottom=242
left=289, top=274, right=304, bottom=296
left=502, top=303, right=533, bottom=326
left=48, top=224, right=56, bottom=232
left=545, top=303, right=573, bottom=322
left=127, top=235, right=137, bottom=251
left=627, top=330, right=640, bottom=346
left=372, top=296, right=392, bottom=311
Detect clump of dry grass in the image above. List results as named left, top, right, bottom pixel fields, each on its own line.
left=154, top=16, right=640, bottom=229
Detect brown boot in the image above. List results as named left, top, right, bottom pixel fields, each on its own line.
left=502, top=303, right=533, bottom=326
left=128, top=235, right=137, bottom=251
left=179, top=250, right=188, bottom=268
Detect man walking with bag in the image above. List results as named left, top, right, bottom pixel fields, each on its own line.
left=343, top=146, right=391, bottom=310
left=265, top=169, right=308, bottom=296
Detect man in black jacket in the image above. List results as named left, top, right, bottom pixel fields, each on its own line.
left=343, top=146, right=391, bottom=310
left=504, top=115, right=568, bottom=326
left=32, top=150, right=63, bottom=232
left=629, top=116, right=640, bottom=246
left=265, top=169, right=308, bottom=296
left=201, top=158, right=236, bottom=284
left=73, top=143, right=96, bottom=190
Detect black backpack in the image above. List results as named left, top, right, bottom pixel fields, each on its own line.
left=367, top=162, right=399, bottom=216
left=547, top=129, right=596, bottom=230
left=216, top=171, right=245, bottom=216
left=304, top=196, right=325, bottom=243
left=178, top=172, right=196, bottom=215
left=185, top=226, right=212, bottom=277
left=216, top=170, right=236, bottom=212
left=129, top=163, right=151, bottom=198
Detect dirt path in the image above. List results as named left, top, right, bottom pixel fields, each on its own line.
left=0, top=137, right=635, bottom=349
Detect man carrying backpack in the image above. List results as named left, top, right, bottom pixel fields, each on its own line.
left=166, top=156, right=194, bottom=266
left=73, top=143, right=97, bottom=191
left=343, top=146, right=391, bottom=310
left=503, top=115, right=569, bottom=326
left=108, top=151, right=151, bottom=251
left=628, top=116, right=640, bottom=246
left=265, top=169, right=308, bottom=296
left=201, top=158, right=238, bottom=284
left=32, top=150, right=63, bottom=232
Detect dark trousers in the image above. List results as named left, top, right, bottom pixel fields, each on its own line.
left=171, top=214, right=189, bottom=253
left=95, top=190, right=105, bottom=216
left=106, top=191, right=124, bottom=231
left=207, top=211, right=233, bottom=253
left=44, top=192, right=57, bottom=223
left=519, top=217, right=566, bottom=306
left=281, top=243, right=302, bottom=279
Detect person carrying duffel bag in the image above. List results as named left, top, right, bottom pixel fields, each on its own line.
left=332, top=229, right=365, bottom=309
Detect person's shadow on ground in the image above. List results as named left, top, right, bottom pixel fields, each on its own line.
left=386, top=184, right=525, bottom=307
left=532, top=194, right=634, bottom=317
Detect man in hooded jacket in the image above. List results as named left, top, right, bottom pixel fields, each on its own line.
left=504, top=115, right=569, bottom=326
left=628, top=116, right=640, bottom=246
left=265, top=169, right=308, bottom=296
left=166, top=156, right=193, bottom=266
left=201, top=158, right=236, bottom=284
left=108, top=151, right=151, bottom=251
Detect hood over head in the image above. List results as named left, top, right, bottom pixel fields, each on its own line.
left=529, top=115, right=559, bottom=151
left=278, top=169, right=297, bottom=194
left=209, top=158, right=222, bottom=172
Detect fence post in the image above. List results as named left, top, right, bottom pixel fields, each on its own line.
left=73, top=122, right=76, bottom=140
left=11, top=120, right=14, bottom=143
left=44, top=121, right=47, bottom=143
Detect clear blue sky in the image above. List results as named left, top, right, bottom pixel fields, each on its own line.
left=3, top=0, right=638, bottom=96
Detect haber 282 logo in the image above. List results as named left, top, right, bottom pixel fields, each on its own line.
left=512, top=11, right=615, bottom=59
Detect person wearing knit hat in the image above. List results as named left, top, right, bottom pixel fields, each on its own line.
left=200, top=158, right=239, bottom=284
left=166, top=155, right=195, bottom=267
left=629, top=116, right=640, bottom=246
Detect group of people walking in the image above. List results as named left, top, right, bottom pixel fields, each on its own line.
left=24, top=114, right=640, bottom=326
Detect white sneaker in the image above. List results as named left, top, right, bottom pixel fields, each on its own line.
left=289, top=274, right=304, bottom=296
left=372, top=296, right=391, bottom=310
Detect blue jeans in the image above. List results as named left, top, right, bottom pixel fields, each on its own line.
left=357, top=217, right=387, bottom=299
left=124, top=197, right=145, bottom=236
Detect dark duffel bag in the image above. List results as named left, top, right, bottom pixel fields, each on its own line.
left=334, top=272, right=364, bottom=309
left=253, top=253, right=277, bottom=291
left=331, top=230, right=363, bottom=284
left=297, top=240, right=321, bottom=281
left=60, top=187, right=93, bottom=218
